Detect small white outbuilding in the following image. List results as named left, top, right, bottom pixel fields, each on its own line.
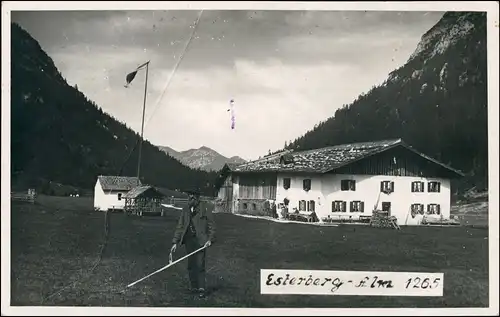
left=94, top=175, right=141, bottom=211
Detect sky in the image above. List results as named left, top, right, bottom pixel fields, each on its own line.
left=11, top=8, right=444, bottom=161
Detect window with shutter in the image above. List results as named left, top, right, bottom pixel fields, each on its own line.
left=283, top=178, right=291, bottom=190
left=303, top=179, right=311, bottom=191
left=411, top=181, right=424, bottom=192
left=428, top=181, right=441, bottom=193
left=411, top=203, right=424, bottom=216
left=341, top=180, right=349, bottom=191
left=427, top=203, right=440, bottom=214
left=332, top=200, right=347, bottom=212
left=381, top=181, right=394, bottom=193
left=307, top=200, right=315, bottom=212
left=411, top=203, right=417, bottom=218
left=341, top=180, right=356, bottom=191
left=298, top=200, right=306, bottom=211
left=350, top=201, right=364, bottom=212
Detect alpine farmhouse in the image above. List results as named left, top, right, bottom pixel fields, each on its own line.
left=216, top=139, right=465, bottom=226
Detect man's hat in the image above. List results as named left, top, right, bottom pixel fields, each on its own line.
left=186, top=188, right=201, bottom=197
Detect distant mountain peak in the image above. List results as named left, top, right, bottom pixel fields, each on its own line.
left=157, top=145, right=246, bottom=172
left=408, top=12, right=479, bottom=63
left=229, top=155, right=245, bottom=160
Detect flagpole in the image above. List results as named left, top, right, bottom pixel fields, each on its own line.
left=137, top=61, right=150, bottom=181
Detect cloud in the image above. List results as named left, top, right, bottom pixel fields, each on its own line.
left=11, top=10, right=445, bottom=159
left=13, top=10, right=444, bottom=69
left=142, top=58, right=399, bottom=159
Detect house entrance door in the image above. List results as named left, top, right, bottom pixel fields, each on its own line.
left=382, top=202, right=391, bottom=216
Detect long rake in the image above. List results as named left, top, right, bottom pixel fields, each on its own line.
left=126, top=245, right=208, bottom=288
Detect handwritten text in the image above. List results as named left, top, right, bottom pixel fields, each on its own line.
left=260, top=269, right=443, bottom=297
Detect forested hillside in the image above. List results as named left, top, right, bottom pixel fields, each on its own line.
left=286, top=12, right=488, bottom=191
left=11, top=23, right=218, bottom=196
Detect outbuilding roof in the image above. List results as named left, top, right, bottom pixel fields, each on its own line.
left=122, top=185, right=164, bottom=199
left=97, top=175, right=141, bottom=191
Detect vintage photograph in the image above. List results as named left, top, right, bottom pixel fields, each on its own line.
left=2, top=1, right=498, bottom=315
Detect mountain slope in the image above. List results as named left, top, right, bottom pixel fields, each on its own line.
left=158, top=145, right=246, bottom=171
left=10, top=23, right=218, bottom=195
left=286, top=12, right=488, bottom=190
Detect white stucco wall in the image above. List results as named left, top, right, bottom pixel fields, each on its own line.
left=276, top=173, right=323, bottom=212
left=93, top=180, right=128, bottom=211
left=275, top=173, right=451, bottom=226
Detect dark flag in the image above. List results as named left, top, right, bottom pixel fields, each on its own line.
left=124, top=61, right=149, bottom=88
left=125, top=71, right=138, bottom=87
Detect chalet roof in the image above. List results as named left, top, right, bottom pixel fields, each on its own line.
left=223, top=163, right=241, bottom=171
left=232, top=139, right=465, bottom=177
left=226, top=163, right=240, bottom=170
left=122, top=185, right=164, bottom=199
left=97, top=175, right=141, bottom=191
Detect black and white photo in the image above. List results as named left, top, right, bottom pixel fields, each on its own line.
left=2, top=1, right=498, bottom=316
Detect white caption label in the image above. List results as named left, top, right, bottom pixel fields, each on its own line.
left=261, top=269, right=444, bottom=297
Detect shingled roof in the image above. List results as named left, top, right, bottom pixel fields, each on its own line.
left=223, top=163, right=241, bottom=171
left=97, top=175, right=141, bottom=191
left=122, top=185, right=164, bottom=199
left=232, top=139, right=465, bottom=176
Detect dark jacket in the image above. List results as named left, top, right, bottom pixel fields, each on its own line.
left=172, top=202, right=216, bottom=246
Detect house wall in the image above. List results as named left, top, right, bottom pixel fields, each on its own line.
left=235, top=198, right=275, bottom=217
left=238, top=173, right=277, bottom=199
left=217, top=176, right=233, bottom=199
left=215, top=175, right=234, bottom=213
left=232, top=175, right=240, bottom=213
left=232, top=173, right=277, bottom=214
left=93, top=180, right=128, bottom=211
left=275, top=173, right=323, bottom=212
left=275, top=173, right=451, bottom=226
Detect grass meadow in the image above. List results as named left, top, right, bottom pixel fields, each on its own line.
left=10, top=195, right=489, bottom=308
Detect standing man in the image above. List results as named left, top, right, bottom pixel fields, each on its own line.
left=171, top=189, right=216, bottom=298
